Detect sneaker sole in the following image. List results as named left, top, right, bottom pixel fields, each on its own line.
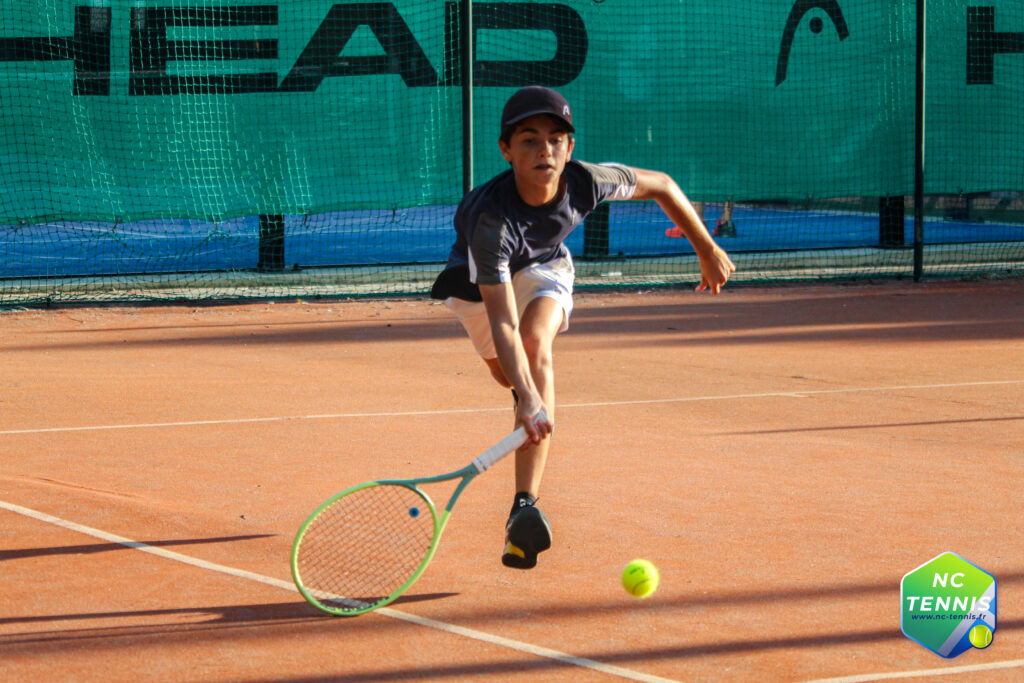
left=502, top=542, right=536, bottom=569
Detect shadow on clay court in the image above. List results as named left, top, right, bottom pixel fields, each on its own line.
left=8, top=616, right=1014, bottom=683
left=227, top=617, right=1024, bottom=683
left=3, top=574, right=1018, bottom=657
left=6, top=283, right=1024, bottom=354
left=0, top=594, right=458, bottom=628
left=0, top=534, right=273, bottom=561
left=418, top=572, right=1024, bottom=623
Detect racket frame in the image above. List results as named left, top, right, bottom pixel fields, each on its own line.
left=291, top=418, right=539, bottom=616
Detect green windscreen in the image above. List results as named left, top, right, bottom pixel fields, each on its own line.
left=2, top=1, right=1022, bottom=304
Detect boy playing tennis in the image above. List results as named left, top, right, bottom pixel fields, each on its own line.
left=431, top=86, right=735, bottom=569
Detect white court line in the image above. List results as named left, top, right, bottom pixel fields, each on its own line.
left=802, top=657, right=1024, bottom=682
left=0, top=499, right=676, bottom=683
left=2, top=379, right=1022, bottom=436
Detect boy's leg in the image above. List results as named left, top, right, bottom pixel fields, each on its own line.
left=481, top=295, right=561, bottom=493
left=514, top=295, right=563, bottom=496
left=502, top=295, right=563, bottom=569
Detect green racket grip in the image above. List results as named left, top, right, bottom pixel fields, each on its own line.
left=471, top=410, right=549, bottom=473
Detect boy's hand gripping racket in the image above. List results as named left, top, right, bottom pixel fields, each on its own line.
left=291, top=414, right=545, bottom=616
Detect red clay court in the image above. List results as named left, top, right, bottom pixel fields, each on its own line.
left=2, top=279, right=1022, bottom=681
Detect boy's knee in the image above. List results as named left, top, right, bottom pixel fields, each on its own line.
left=519, top=329, right=544, bottom=357
left=520, top=330, right=554, bottom=370
left=519, top=298, right=565, bottom=361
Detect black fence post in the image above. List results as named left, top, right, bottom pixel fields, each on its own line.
left=913, top=0, right=926, bottom=280
left=879, top=196, right=906, bottom=247
left=462, top=0, right=474, bottom=194
left=258, top=214, right=285, bottom=272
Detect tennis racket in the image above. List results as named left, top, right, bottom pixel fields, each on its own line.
left=291, top=414, right=544, bottom=616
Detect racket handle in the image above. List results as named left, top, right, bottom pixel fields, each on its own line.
left=472, top=411, right=549, bottom=473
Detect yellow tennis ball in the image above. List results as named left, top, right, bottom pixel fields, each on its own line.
left=622, top=559, right=659, bottom=599
left=969, top=624, right=993, bottom=649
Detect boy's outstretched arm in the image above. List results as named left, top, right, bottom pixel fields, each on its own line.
left=478, top=281, right=553, bottom=443
left=630, top=168, right=736, bottom=293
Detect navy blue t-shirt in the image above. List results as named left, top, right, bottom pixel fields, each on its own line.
left=431, top=159, right=636, bottom=300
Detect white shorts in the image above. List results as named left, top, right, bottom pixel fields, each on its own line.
left=445, top=255, right=575, bottom=360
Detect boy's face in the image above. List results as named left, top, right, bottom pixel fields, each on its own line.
left=498, top=114, right=575, bottom=196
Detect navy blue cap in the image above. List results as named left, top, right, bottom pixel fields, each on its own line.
left=501, top=86, right=574, bottom=132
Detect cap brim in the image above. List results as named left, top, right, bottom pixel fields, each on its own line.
left=502, top=109, right=575, bottom=132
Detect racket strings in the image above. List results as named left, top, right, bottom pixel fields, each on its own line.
left=295, top=484, right=435, bottom=612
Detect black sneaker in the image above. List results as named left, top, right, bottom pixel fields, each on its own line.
left=501, top=505, right=552, bottom=569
